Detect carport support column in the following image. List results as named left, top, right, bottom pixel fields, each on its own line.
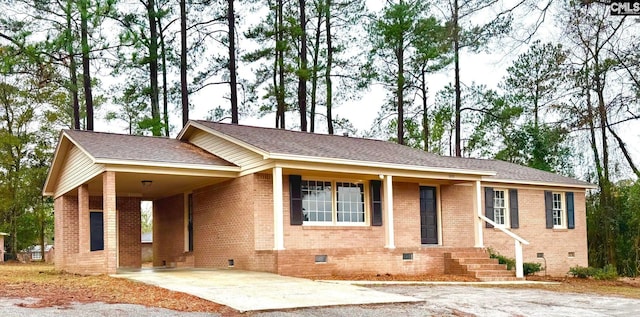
left=103, top=171, right=117, bottom=274
left=273, top=167, right=285, bottom=250
left=473, top=180, right=484, bottom=248
left=384, top=175, right=395, bottom=249
left=78, top=184, right=90, bottom=253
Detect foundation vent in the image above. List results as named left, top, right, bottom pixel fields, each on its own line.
left=315, top=255, right=328, bottom=263
left=402, top=253, right=413, bottom=261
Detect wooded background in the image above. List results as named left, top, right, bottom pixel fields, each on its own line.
left=0, top=0, right=639, bottom=275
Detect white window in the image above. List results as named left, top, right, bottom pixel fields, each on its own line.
left=493, top=189, right=509, bottom=227
left=553, top=192, right=564, bottom=228
left=302, top=179, right=366, bottom=225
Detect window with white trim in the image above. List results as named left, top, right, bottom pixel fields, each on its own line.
left=552, top=192, right=564, bottom=228
left=493, top=189, right=508, bottom=226
left=302, top=179, right=366, bottom=225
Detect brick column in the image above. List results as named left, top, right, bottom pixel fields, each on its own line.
left=103, top=171, right=117, bottom=274
left=53, top=197, right=65, bottom=269
left=78, top=184, right=90, bottom=253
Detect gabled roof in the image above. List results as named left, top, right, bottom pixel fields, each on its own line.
left=63, top=129, right=235, bottom=167
left=191, top=121, right=592, bottom=188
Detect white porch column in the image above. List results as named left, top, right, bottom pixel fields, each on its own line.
left=515, top=240, right=524, bottom=278
left=384, top=175, right=395, bottom=249
left=273, top=167, right=285, bottom=250
left=473, top=180, right=484, bottom=248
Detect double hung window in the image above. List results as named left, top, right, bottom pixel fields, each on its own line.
left=301, top=179, right=366, bottom=225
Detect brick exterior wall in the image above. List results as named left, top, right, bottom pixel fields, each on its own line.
left=440, top=184, right=475, bottom=247
left=482, top=188, right=588, bottom=276
left=53, top=171, right=588, bottom=278
left=117, top=197, right=142, bottom=268
left=192, top=175, right=265, bottom=270
left=54, top=173, right=143, bottom=274
left=153, top=194, right=185, bottom=267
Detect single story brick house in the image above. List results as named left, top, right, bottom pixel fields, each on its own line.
left=43, top=121, right=592, bottom=279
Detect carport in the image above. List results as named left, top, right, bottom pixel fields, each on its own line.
left=43, top=130, right=239, bottom=274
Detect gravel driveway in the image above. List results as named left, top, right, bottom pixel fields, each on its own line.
left=2, top=285, right=640, bottom=316
left=254, top=285, right=640, bottom=317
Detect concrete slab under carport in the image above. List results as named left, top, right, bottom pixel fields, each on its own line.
left=114, top=268, right=423, bottom=312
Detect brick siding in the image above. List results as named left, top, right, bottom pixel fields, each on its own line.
left=482, top=188, right=588, bottom=276
left=153, top=193, right=185, bottom=267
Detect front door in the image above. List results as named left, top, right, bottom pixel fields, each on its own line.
left=420, top=186, right=438, bottom=244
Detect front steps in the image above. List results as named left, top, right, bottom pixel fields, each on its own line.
left=444, top=249, right=518, bottom=281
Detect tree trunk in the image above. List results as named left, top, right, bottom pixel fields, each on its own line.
left=66, top=0, right=80, bottom=130
left=147, top=0, right=161, bottom=136
left=276, top=0, right=286, bottom=129
left=157, top=10, right=170, bottom=137
left=396, top=47, right=404, bottom=145
left=228, top=0, right=239, bottom=124
left=298, top=0, right=308, bottom=131
left=607, top=125, right=640, bottom=178
left=309, top=4, right=322, bottom=133
left=180, top=0, right=189, bottom=127
left=421, top=67, right=428, bottom=151
left=80, top=0, right=94, bottom=131
left=453, top=0, right=461, bottom=156
left=325, top=0, right=333, bottom=134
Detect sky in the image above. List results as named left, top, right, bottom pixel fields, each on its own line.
left=95, top=1, right=640, bottom=173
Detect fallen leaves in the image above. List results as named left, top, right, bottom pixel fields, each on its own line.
left=0, top=263, right=239, bottom=315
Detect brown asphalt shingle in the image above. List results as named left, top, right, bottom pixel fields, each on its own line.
left=195, top=121, right=591, bottom=187
left=64, top=129, right=235, bottom=167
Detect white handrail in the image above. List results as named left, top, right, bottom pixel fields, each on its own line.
left=478, top=214, right=529, bottom=278
left=478, top=215, right=529, bottom=245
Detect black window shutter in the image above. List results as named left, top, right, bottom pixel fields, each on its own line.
left=484, top=187, right=494, bottom=228
left=544, top=191, right=553, bottom=229
left=370, top=180, right=382, bottom=226
left=509, top=189, right=519, bottom=229
left=90, top=211, right=104, bottom=251
left=566, top=192, right=575, bottom=229
left=289, top=175, right=303, bottom=225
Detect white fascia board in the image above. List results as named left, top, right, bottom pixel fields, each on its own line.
left=95, top=158, right=241, bottom=173
left=267, top=153, right=497, bottom=177
left=484, top=178, right=597, bottom=189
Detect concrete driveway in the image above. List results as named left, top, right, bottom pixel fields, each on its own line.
left=114, top=268, right=422, bottom=312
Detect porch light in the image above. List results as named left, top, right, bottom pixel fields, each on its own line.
left=141, top=180, right=153, bottom=188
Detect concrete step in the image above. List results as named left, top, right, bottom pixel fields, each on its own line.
left=464, top=263, right=507, bottom=270
left=456, top=258, right=499, bottom=265
left=474, top=270, right=516, bottom=278
left=477, top=276, right=520, bottom=282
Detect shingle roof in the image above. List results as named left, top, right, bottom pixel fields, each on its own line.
left=64, top=129, right=235, bottom=167
left=195, top=121, right=591, bottom=187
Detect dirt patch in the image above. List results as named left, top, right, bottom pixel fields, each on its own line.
left=491, top=275, right=640, bottom=299
left=0, top=263, right=240, bottom=315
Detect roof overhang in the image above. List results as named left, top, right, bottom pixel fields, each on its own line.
left=43, top=130, right=241, bottom=198
left=482, top=178, right=597, bottom=190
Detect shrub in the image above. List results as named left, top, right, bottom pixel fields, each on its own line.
left=568, top=265, right=618, bottom=280
left=593, top=264, right=618, bottom=280
left=488, top=248, right=541, bottom=274
left=523, top=262, right=542, bottom=276
left=568, top=266, right=595, bottom=278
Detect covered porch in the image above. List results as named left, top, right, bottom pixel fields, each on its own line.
left=52, top=169, right=237, bottom=275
